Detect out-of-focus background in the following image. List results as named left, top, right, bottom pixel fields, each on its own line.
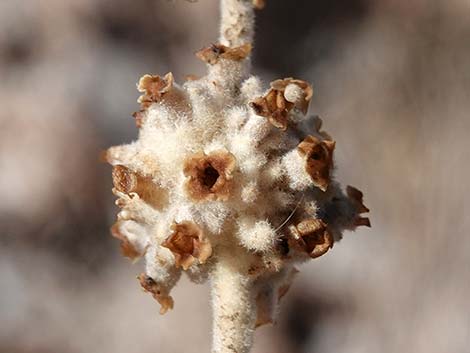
left=1, top=0, right=469, bottom=352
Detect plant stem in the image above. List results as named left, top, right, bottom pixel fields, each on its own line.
left=219, top=0, right=255, bottom=47
left=211, top=248, right=256, bottom=353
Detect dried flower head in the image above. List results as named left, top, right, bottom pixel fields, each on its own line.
left=106, top=1, right=370, bottom=353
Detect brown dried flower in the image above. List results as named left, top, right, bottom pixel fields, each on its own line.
left=196, top=43, right=252, bottom=65
left=251, top=89, right=293, bottom=130
left=137, top=72, right=174, bottom=109
left=138, top=273, right=174, bottom=315
left=112, top=165, right=167, bottom=209
left=346, top=185, right=371, bottom=228
left=289, top=219, right=334, bottom=259
left=297, top=135, right=335, bottom=191
left=162, top=221, right=212, bottom=270
left=251, top=78, right=313, bottom=130
left=110, top=222, right=142, bottom=260
left=183, top=151, right=236, bottom=201
left=271, top=78, right=313, bottom=114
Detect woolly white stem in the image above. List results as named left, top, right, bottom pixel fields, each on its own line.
left=219, top=0, right=255, bottom=47
left=211, top=249, right=256, bottom=353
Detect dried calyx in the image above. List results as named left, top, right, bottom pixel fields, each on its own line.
left=196, top=43, right=252, bottom=65
left=251, top=78, right=313, bottom=130
left=297, top=135, right=335, bottom=191
left=183, top=151, right=236, bottom=202
left=162, top=221, right=212, bottom=270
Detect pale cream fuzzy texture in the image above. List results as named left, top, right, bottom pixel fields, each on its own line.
left=106, top=1, right=369, bottom=352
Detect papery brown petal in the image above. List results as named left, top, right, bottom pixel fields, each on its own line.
left=250, top=89, right=290, bottom=130
left=138, top=273, right=174, bottom=314
left=270, top=78, right=313, bottom=114
left=112, top=165, right=138, bottom=194
left=251, top=78, right=310, bottom=130
left=162, top=221, right=212, bottom=270
left=196, top=43, right=251, bottom=64
left=137, top=72, right=174, bottom=109
left=183, top=151, right=236, bottom=201
left=297, top=135, right=335, bottom=191
left=112, top=165, right=167, bottom=210
left=290, top=219, right=334, bottom=259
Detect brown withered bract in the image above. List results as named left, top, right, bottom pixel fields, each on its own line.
left=162, top=221, right=212, bottom=270
left=297, top=135, right=335, bottom=191
left=196, top=43, right=252, bottom=65
left=289, top=219, right=334, bottom=259
left=110, top=222, right=141, bottom=260
left=137, top=72, right=174, bottom=109
left=183, top=150, right=236, bottom=201
left=346, top=185, right=371, bottom=228
left=138, top=273, right=174, bottom=315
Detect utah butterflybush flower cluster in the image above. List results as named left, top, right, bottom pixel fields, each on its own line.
left=105, top=0, right=370, bottom=352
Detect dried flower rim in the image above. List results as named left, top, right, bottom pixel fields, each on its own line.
left=297, top=135, right=335, bottom=191
left=137, top=72, right=174, bottom=109
left=183, top=150, right=236, bottom=201
left=289, top=218, right=334, bottom=258
left=251, top=78, right=313, bottom=130
left=162, top=221, right=212, bottom=270
left=196, top=43, right=252, bottom=65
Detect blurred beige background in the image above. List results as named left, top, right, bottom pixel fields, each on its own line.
left=1, top=0, right=469, bottom=352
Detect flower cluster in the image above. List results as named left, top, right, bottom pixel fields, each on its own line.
left=105, top=1, right=370, bottom=352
